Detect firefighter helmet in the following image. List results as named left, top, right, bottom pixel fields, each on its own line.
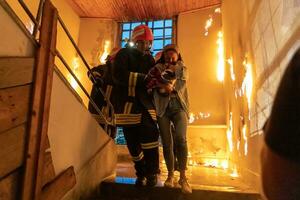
left=131, top=25, right=153, bottom=43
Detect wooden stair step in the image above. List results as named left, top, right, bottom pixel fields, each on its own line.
left=97, top=181, right=261, bottom=200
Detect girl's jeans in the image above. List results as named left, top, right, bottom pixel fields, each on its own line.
left=158, top=97, right=188, bottom=172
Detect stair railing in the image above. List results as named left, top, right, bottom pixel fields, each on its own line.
left=14, top=0, right=116, bottom=135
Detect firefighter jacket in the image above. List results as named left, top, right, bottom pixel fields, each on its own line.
left=111, top=47, right=157, bottom=125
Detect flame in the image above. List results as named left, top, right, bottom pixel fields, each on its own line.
left=242, top=60, right=253, bottom=109
left=189, top=112, right=211, bottom=124
left=227, top=112, right=234, bottom=152
left=221, top=160, right=229, bottom=169
left=227, top=58, right=235, bottom=81
left=189, top=113, right=195, bottom=123
left=204, top=15, right=213, bottom=36
left=242, top=124, right=248, bottom=156
left=199, top=112, right=211, bottom=119
left=215, top=8, right=221, bottom=13
left=217, top=31, right=225, bottom=82
left=69, top=57, right=80, bottom=89
left=230, top=165, right=239, bottom=178
left=203, top=159, right=229, bottom=169
left=100, top=40, right=111, bottom=64
left=204, top=159, right=218, bottom=168
left=26, top=21, right=34, bottom=34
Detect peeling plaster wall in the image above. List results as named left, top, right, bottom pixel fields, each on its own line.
left=78, top=18, right=118, bottom=67
left=76, top=18, right=118, bottom=105
left=222, top=0, right=300, bottom=191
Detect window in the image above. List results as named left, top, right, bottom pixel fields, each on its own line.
left=120, top=19, right=174, bottom=56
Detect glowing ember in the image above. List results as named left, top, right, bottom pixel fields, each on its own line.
left=204, top=15, right=213, bottom=36
left=100, top=40, right=111, bottom=64
left=242, top=59, right=253, bottom=109
left=217, top=31, right=225, bottom=82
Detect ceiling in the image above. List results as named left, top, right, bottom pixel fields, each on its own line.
left=67, top=0, right=221, bottom=21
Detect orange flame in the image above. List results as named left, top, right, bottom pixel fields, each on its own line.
left=100, top=40, right=110, bottom=64
left=217, top=31, right=225, bottom=82
left=242, top=60, right=253, bottom=109
left=204, top=15, right=213, bottom=36
left=227, top=112, right=234, bottom=152
left=69, top=57, right=80, bottom=89
left=242, top=124, right=248, bottom=156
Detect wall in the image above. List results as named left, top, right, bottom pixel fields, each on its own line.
left=178, top=7, right=226, bottom=125
left=0, top=3, right=35, bottom=57
left=222, top=0, right=300, bottom=191
left=48, top=71, right=117, bottom=199
left=5, top=0, right=88, bottom=104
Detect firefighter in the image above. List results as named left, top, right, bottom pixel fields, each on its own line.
left=111, top=24, right=159, bottom=187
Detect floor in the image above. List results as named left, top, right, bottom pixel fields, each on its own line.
left=115, top=146, right=257, bottom=194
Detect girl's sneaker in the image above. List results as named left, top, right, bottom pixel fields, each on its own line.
left=164, top=176, right=174, bottom=188
left=178, top=178, right=192, bottom=194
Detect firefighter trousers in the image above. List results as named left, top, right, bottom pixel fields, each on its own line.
left=123, top=109, right=159, bottom=178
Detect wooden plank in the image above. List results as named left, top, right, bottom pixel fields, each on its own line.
left=0, top=170, right=21, bottom=200
left=41, top=166, right=76, bottom=200
left=41, top=152, right=55, bottom=187
left=21, top=0, right=58, bottom=199
left=0, top=57, right=35, bottom=89
left=68, top=0, right=221, bottom=20
left=0, top=85, right=31, bottom=133
left=0, top=124, right=26, bottom=179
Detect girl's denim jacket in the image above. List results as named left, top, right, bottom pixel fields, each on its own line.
left=152, top=60, right=190, bottom=118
